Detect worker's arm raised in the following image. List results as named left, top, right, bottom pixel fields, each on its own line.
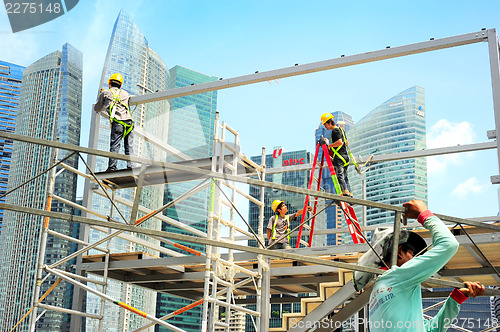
left=294, top=206, right=313, bottom=218
left=395, top=200, right=459, bottom=286
left=425, top=282, right=484, bottom=331
left=93, top=90, right=109, bottom=113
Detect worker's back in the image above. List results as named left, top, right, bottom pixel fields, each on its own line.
left=369, top=215, right=459, bottom=331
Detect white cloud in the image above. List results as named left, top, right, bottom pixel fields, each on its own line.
left=452, top=177, right=489, bottom=200
left=427, top=119, right=476, bottom=173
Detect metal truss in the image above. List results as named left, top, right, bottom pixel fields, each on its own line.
left=2, top=28, right=500, bottom=332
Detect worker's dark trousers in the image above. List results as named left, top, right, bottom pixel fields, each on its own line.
left=109, top=120, right=134, bottom=169
left=334, top=163, right=351, bottom=193
left=269, top=242, right=291, bottom=250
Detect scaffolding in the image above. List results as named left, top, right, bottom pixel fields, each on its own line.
left=2, top=28, right=500, bottom=332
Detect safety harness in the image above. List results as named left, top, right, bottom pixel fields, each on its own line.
left=330, top=127, right=360, bottom=169
left=109, top=88, right=133, bottom=137
left=272, top=215, right=290, bottom=243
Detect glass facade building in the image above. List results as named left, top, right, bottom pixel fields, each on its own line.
left=0, top=43, right=82, bottom=331
left=246, top=148, right=321, bottom=330
left=83, top=10, right=169, bottom=331
left=315, top=111, right=354, bottom=245
left=348, top=86, right=427, bottom=228
left=0, top=60, right=24, bottom=234
left=156, top=65, right=218, bottom=332
left=423, top=289, right=496, bottom=332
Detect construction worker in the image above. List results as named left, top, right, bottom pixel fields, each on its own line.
left=366, top=199, right=485, bottom=331
left=267, top=200, right=312, bottom=249
left=94, top=73, right=134, bottom=172
left=321, top=113, right=352, bottom=197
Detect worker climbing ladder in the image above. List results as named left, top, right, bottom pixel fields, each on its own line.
left=296, top=137, right=365, bottom=247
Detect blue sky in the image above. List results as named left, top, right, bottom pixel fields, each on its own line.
left=1, top=0, right=499, bottom=219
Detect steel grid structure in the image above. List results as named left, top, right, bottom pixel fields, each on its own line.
left=1, top=28, right=500, bottom=332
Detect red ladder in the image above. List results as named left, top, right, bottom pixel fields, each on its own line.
left=295, top=138, right=365, bottom=247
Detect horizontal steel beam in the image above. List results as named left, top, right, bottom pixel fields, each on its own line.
left=235, top=296, right=315, bottom=305
left=3, top=202, right=498, bottom=294
left=0, top=202, right=383, bottom=275
left=2, top=131, right=498, bottom=232
left=358, top=141, right=497, bottom=163
left=439, top=266, right=500, bottom=277
left=130, top=29, right=490, bottom=106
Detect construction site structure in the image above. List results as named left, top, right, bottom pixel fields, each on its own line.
left=295, top=138, right=365, bottom=248
left=0, top=28, right=500, bottom=332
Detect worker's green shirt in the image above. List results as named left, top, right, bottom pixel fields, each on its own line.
left=369, top=215, right=460, bottom=331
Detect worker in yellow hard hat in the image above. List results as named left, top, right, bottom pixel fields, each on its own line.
left=321, top=112, right=353, bottom=197
left=94, top=73, right=134, bottom=172
left=267, top=200, right=312, bottom=249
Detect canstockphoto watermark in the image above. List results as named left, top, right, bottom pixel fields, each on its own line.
left=3, top=0, right=79, bottom=33
left=289, top=317, right=500, bottom=330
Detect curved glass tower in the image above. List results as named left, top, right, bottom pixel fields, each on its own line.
left=82, top=10, right=169, bottom=331
left=348, top=86, right=427, bottom=227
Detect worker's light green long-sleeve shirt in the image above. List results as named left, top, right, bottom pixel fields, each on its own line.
left=369, top=214, right=461, bottom=331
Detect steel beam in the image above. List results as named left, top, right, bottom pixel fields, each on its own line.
left=288, top=281, right=358, bottom=332
left=438, top=266, right=500, bottom=277
left=314, top=284, right=373, bottom=332
left=259, top=258, right=271, bottom=332
left=358, top=141, right=496, bottom=163
left=129, top=30, right=489, bottom=106
left=1, top=131, right=498, bottom=232
left=463, top=244, right=500, bottom=283
left=3, top=200, right=500, bottom=292
left=487, top=29, right=500, bottom=178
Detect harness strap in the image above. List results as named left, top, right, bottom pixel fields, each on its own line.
left=108, top=89, right=133, bottom=137
left=272, top=215, right=290, bottom=243
left=331, top=127, right=349, bottom=166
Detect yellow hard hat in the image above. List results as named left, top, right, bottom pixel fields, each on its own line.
left=108, top=73, right=123, bottom=86
left=271, top=200, right=284, bottom=213
left=321, top=113, right=334, bottom=124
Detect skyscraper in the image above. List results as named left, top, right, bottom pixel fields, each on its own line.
left=248, top=148, right=319, bottom=248
left=348, top=86, right=427, bottom=227
left=247, top=148, right=321, bottom=330
left=82, top=10, right=169, bottom=331
left=423, top=290, right=495, bottom=332
left=0, top=60, right=24, bottom=234
left=0, top=43, right=82, bottom=331
left=156, top=65, right=218, bottom=332
left=315, top=111, right=354, bottom=245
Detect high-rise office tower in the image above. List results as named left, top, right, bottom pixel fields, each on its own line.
left=248, top=148, right=320, bottom=248
left=0, top=43, right=82, bottom=331
left=348, top=86, right=427, bottom=227
left=423, top=290, right=495, bottom=332
left=81, top=10, right=169, bottom=331
left=246, top=148, right=321, bottom=330
left=315, top=111, right=354, bottom=245
left=493, top=292, right=500, bottom=328
left=0, top=60, right=24, bottom=233
left=156, top=65, right=218, bottom=332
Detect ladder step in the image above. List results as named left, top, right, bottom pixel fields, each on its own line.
left=303, top=224, right=311, bottom=230
left=299, top=240, right=309, bottom=246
